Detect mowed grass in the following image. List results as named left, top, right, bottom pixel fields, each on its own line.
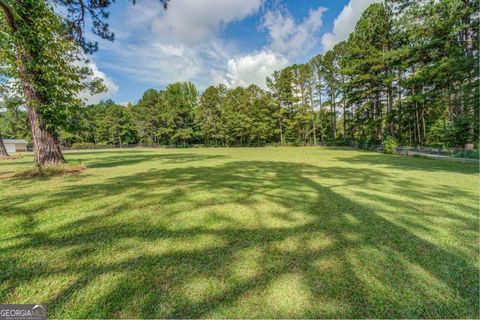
left=0, top=147, right=478, bottom=318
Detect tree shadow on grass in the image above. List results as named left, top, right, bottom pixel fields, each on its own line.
left=79, top=152, right=229, bottom=169
left=334, top=152, right=479, bottom=174
left=0, top=160, right=478, bottom=318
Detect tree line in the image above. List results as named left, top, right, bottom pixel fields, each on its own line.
left=0, top=0, right=478, bottom=161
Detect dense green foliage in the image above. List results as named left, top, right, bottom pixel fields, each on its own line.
left=382, top=136, right=398, bottom=154
left=54, top=83, right=281, bottom=147
left=1, top=148, right=478, bottom=318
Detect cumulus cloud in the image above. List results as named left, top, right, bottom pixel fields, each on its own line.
left=152, top=0, right=263, bottom=45
left=215, top=4, right=326, bottom=89
left=218, top=50, right=289, bottom=89
left=98, top=0, right=263, bottom=89
left=79, top=60, right=119, bottom=104
left=90, top=0, right=330, bottom=93
left=321, top=0, right=381, bottom=52
left=261, top=6, right=327, bottom=58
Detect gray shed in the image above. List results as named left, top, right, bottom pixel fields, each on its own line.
left=3, top=139, right=28, bottom=153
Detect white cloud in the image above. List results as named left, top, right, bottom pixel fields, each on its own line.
left=216, top=4, right=326, bottom=89
left=152, top=0, right=263, bottom=45
left=88, top=0, right=331, bottom=94
left=98, top=0, right=264, bottom=90
left=261, top=6, right=327, bottom=58
left=219, top=50, right=289, bottom=89
left=321, top=0, right=381, bottom=52
left=79, top=60, right=119, bottom=104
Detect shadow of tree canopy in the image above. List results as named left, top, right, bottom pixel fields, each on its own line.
left=78, top=152, right=229, bottom=168
left=0, top=159, right=478, bottom=318
left=334, top=151, right=479, bottom=174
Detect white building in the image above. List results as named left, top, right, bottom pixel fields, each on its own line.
left=3, top=139, right=28, bottom=153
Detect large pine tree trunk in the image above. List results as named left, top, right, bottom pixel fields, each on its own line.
left=463, top=0, right=475, bottom=149
left=310, top=92, right=316, bottom=146
left=27, top=106, right=65, bottom=164
left=387, top=83, right=394, bottom=135
left=343, top=100, right=347, bottom=139
left=278, top=117, right=284, bottom=145
left=19, top=58, right=66, bottom=165
left=0, top=131, right=9, bottom=157
left=397, top=71, right=403, bottom=141
left=331, top=97, right=337, bottom=140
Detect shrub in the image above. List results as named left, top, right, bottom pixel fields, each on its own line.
left=382, top=136, right=398, bottom=154
left=70, top=142, right=96, bottom=149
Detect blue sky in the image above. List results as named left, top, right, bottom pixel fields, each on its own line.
left=85, top=0, right=379, bottom=104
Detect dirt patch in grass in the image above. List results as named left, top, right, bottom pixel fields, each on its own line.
left=0, top=155, right=22, bottom=160
left=10, top=163, right=86, bottom=178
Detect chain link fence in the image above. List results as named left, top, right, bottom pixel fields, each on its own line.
left=351, top=143, right=479, bottom=162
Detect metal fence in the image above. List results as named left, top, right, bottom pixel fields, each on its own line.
left=63, top=144, right=171, bottom=150
left=351, top=143, right=479, bottom=162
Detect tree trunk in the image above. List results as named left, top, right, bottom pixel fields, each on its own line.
left=20, top=66, right=65, bottom=165
left=409, top=121, right=413, bottom=146
left=343, top=99, right=347, bottom=139
left=421, top=108, right=426, bottom=142
left=374, top=94, right=383, bottom=143
left=279, top=117, right=284, bottom=145
left=387, top=83, right=394, bottom=135
left=27, top=106, right=65, bottom=164
left=331, top=97, right=337, bottom=140
left=415, top=106, right=421, bottom=145
left=397, top=71, right=403, bottom=141
left=0, top=130, right=9, bottom=157
left=377, top=93, right=384, bottom=142
left=463, top=0, right=475, bottom=149
left=318, top=89, right=323, bottom=143
left=1, top=1, right=65, bottom=165
left=310, top=91, right=316, bottom=146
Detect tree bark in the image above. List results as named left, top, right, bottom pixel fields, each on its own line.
left=278, top=115, right=284, bottom=145
left=463, top=0, right=475, bottom=149
left=415, top=105, right=421, bottom=145
left=374, top=93, right=383, bottom=143
left=331, top=97, right=337, bottom=140
left=318, top=88, right=323, bottom=143
left=310, top=91, right=316, bottom=145
left=343, top=99, right=347, bottom=139
left=0, top=130, right=9, bottom=157
left=387, top=83, right=394, bottom=135
left=1, top=1, right=66, bottom=165
left=27, top=106, right=65, bottom=164
left=397, top=71, right=403, bottom=141
left=19, top=57, right=66, bottom=165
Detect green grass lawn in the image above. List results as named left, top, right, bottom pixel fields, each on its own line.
left=0, top=147, right=478, bottom=318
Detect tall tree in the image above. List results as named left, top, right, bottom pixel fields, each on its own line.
left=0, top=0, right=168, bottom=164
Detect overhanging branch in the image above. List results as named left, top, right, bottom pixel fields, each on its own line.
left=0, top=0, right=17, bottom=32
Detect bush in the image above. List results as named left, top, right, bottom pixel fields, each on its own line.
left=382, top=136, right=398, bottom=154
left=70, top=142, right=96, bottom=149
